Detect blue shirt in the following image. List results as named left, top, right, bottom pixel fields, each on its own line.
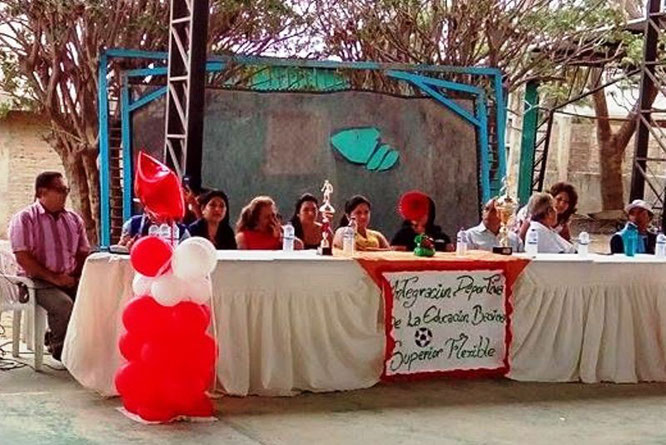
left=610, top=222, right=655, bottom=254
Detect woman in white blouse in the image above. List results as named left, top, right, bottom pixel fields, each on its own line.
left=527, top=193, right=576, bottom=254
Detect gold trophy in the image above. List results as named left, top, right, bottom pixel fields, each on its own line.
left=318, top=180, right=335, bottom=256
left=492, top=178, right=518, bottom=255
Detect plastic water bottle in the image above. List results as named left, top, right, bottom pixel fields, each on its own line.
left=282, top=222, right=295, bottom=251
left=622, top=224, right=638, bottom=257
left=342, top=218, right=357, bottom=256
left=656, top=233, right=666, bottom=258
left=577, top=231, right=589, bottom=257
left=525, top=226, right=539, bottom=257
left=456, top=229, right=467, bottom=256
left=158, top=223, right=179, bottom=246
left=148, top=225, right=159, bottom=237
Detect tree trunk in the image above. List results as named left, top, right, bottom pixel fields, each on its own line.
left=593, top=88, right=626, bottom=210
left=51, top=136, right=99, bottom=245
left=592, top=80, right=659, bottom=211
left=82, top=148, right=100, bottom=245
left=598, top=137, right=626, bottom=210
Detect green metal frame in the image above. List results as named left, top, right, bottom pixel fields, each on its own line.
left=518, top=80, right=540, bottom=205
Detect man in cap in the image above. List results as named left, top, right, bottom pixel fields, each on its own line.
left=610, top=199, right=656, bottom=254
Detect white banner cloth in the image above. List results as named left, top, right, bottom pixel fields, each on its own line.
left=383, top=270, right=507, bottom=376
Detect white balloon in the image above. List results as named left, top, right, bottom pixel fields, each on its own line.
left=187, top=237, right=217, bottom=271
left=185, top=276, right=213, bottom=304
left=172, top=237, right=217, bottom=280
left=150, top=272, right=185, bottom=307
left=132, top=273, right=153, bottom=296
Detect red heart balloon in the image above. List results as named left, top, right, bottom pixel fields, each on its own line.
left=135, top=151, right=185, bottom=222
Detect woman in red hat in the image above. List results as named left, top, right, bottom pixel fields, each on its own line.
left=391, top=196, right=453, bottom=252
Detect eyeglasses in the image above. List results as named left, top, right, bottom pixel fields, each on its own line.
left=50, top=186, right=70, bottom=195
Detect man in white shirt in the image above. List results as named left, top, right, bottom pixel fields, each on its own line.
left=527, top=192, right=576, bottom=254
left=466, top=199, right=524, bottom=252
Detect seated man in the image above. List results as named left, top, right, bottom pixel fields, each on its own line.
left=526, top=192, right=576, bottom=254
left=610, top=199, right=656, bottom=254
left=465, top=198, right=523, bottom=252
left=8, top=171, right=90, bottom=361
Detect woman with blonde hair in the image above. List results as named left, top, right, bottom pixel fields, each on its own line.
left=236, top=196, right=303, bottom=250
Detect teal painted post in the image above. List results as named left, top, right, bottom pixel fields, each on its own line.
left=493, top=73, right=507, bottom=187
left=98, top=52, right=110, bottom=248
left=121, top=75, right=133, bottom=223
left=476, top=93, right=491, bottom=205
left=518, top=80, right=540, bottom=205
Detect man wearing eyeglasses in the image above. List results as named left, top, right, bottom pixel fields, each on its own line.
left=7, top=171, right=90, bottom=361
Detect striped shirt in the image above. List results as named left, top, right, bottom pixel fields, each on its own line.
left=8, top=201, right=90, bottom=275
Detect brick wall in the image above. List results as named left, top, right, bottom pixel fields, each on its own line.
left=0, top=111, right=65, bottom=238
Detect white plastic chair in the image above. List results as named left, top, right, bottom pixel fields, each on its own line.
left=0, top=249, right=46, bottom=371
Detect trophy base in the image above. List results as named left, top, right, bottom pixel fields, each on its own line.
left=317, top=246, right=333, bottom=256
left=493, top=246, right=513, bottom=256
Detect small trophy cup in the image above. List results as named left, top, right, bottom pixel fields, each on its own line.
left=492, top=178, right=518, bottom=255
left=318, top=180, right=335, bottom=256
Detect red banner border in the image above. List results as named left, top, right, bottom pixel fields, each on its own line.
left=371, top=261, right=516, bottom=382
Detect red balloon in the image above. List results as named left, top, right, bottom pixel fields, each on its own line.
left=115, top=362, right=152, bottom=402
left=119, top=332, right=142, bottom=361
left=201, top=304, right=211, bottom=321
left=190, top=334, right=217, bottom=372
left=135, top=151, right=185, bottom=222
left=122, top=296, right=172, bottom=338
left=171, top=302, right=210, bottom=337
left=121, top=396, right=142, bottom=415
left=161, top=375, right=204, bottom=412
left=398, top=190, right=430, bottom=221
left=130, top=236, right=173, bottom=277
left=116, top=291, right=218, bottom=422
left=137, top=404, right=176, bottom=423
left=140, top=340, right=172, bottom=370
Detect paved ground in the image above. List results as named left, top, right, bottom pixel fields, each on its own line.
left=1, top=355, right=666, bottom=445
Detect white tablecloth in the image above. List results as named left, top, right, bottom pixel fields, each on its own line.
left=62, top=252, right=666, bottom=396
left=62, top=251, right=384, bottom=396
left=508, top=254, right=666, bottom=383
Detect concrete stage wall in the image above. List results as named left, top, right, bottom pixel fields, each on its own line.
left=133, top=89, right=479, bottom=239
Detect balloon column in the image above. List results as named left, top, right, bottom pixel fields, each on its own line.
left=114, top=152, right=218, bottom=422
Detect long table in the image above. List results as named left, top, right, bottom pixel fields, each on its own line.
left=61, top=251, right=666, bottom=396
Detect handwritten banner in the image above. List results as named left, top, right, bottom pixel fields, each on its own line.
left=383, top=269, right=508, bottom=376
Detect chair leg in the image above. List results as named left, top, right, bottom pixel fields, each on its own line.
left=24, top=309, right=35, bottom=351
left=33, top=307, right=45, bottom=371
left=12, top=310, right=22, bottom=357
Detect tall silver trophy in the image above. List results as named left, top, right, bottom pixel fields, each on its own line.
left=318, top=180, right=335, bottom=256
left=493, top=178, right=518, bottom=255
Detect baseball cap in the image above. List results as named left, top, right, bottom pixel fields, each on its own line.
left=625, top=199, right=653, bottom=216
